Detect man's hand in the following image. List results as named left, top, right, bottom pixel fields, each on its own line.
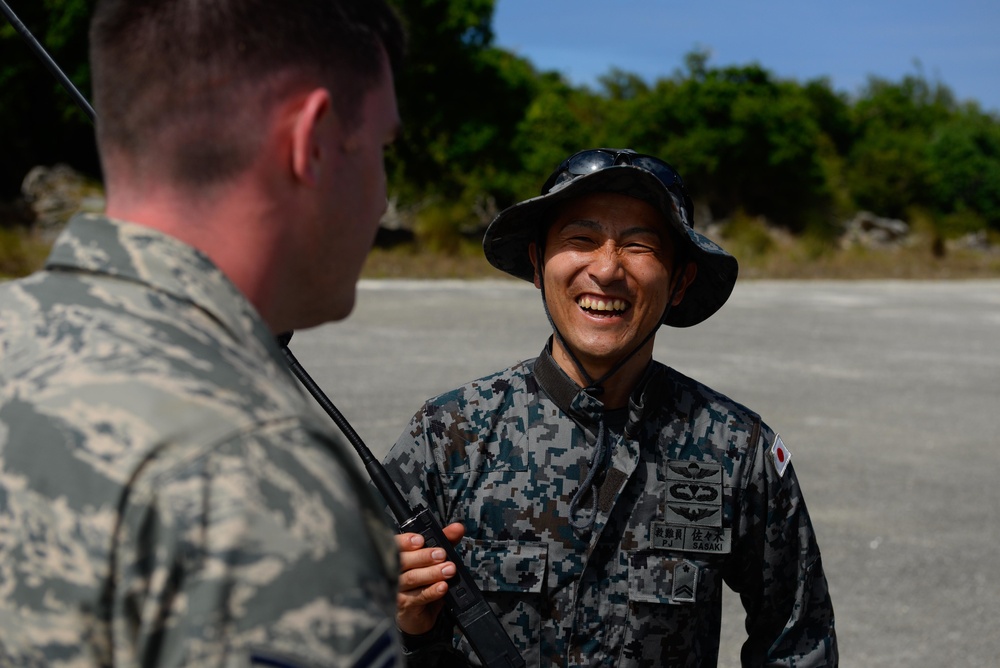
left=395, top=522, right=466, bottom=636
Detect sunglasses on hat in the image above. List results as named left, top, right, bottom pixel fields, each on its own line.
left=540, top=149, right=694, bottom=227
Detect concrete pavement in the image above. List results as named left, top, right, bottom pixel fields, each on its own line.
left=289, top=278, right=1000, bottom=667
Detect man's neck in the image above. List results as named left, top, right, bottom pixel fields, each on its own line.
left=550, top=339, right=653, bottom=409
left=104, top=175, right=288, bottom=332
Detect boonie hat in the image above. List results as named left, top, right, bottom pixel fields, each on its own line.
left=483, top=148, right=739, bottom=327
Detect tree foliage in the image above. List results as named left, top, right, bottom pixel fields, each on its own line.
left=627, top=63, right=833, bottom=229
left=2, top=0, right=999, bottom=237
left=385, top=0, right=536, bottom=212
left=926, top=110, right=1000, bottom=230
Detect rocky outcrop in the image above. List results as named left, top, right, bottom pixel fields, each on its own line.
left=841, top=211, right=911, bottom=249
left=20, top=164, right=104, bottom=237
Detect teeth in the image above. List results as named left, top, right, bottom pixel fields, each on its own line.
left=578, top=297, right=628, bottom=312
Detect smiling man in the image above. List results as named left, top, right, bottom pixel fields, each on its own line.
left=382, top=149, right=838, bottom=667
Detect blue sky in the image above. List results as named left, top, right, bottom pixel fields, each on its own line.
left=492, top=0, right=1000, bottom=113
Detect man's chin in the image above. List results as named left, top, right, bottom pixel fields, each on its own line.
left=287, top=292, right=356, bottom=331
left=559, top=332, right=657, bottom=369
left=325, top=295, right=356, bottom=324
left=559, top=341, right=631, bottom=368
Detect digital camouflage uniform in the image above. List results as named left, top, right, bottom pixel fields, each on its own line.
left=0, top=214, right=402, bottom=667
left=383, top=345, right=837, bottom=667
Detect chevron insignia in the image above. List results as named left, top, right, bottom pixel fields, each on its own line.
left=672, top=560, right=698, bottom=603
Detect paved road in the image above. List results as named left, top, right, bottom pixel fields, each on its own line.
left=288, top=278, right=1000, bottom=668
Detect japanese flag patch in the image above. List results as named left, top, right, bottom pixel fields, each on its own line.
left=769, top=434, right=791, bottom=478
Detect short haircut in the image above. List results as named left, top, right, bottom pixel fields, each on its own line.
left=89, top=0, right=405, bottom=186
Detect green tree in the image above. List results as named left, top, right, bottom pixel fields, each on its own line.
left=926, top=109, right=1000, bottom=232
left=607, top=57, right=834, bottom=230
left=386, top=0, right=536, bottom=214
left=845, top=73, right=955, bottom=218
left=509, top=72, right=609, bottom=200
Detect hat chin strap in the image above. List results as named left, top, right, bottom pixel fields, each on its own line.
left=536, top=244, right=683, bottom=397
left=539, top=245, right=685, bottom=531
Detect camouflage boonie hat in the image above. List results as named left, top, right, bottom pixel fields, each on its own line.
left=483, top=148, right=739, bottom=327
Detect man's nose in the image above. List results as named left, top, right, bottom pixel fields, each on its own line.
left=589, top=243, right=626, bottom=284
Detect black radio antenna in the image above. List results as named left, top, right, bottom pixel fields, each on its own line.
left=278, top=333, right=525, bottom=668
left=1, top=0, right=96, bottom=123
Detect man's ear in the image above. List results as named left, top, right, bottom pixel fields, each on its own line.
left=528, top=241, right=542, bottom=289
left=290, top=88, right=335, bottom=186
left=670, top=261, right=698, bottom=306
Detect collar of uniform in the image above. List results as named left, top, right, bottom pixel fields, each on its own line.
left=533, top=340, right=602, bottom=430
left=44, top=213, right=270, bottom=349
left=533, top=339, right=668, bottom=435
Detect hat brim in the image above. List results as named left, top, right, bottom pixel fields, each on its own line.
left=482, top=165, right=738, bottom=327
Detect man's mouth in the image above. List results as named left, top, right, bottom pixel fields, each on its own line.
left=577, top=295, right=630, bottom=316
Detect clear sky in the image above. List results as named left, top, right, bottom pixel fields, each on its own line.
left=492, top=0, right=1000, bottom=113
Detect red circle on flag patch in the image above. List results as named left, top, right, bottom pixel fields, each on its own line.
left=777, top=449, right=785, bottom=463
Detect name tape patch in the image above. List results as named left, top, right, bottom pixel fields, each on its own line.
left=652, top=522, right=731, bottom=554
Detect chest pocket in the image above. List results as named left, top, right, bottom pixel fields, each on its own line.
left=459, top=538, right=547, bottom=666
left=463, top=538, right=547, bottom=594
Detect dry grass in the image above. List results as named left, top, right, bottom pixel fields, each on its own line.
left=732, top=242, right=1000, bottom=281
left=4, top=226, right=999, bottom=282
left=0, top=227, right=53, bottom=279
left=739, top=246, right=1000, bottom=280
left=362, top=245, right=506, bottom=279
left=361, top=235, right=1000, bottom=281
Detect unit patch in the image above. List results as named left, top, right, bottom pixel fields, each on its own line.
left=769, top=434, right=791, bottom=478
left=653, top=460, right=731, bottom=554
left=664, top=460, right=723, bottom=527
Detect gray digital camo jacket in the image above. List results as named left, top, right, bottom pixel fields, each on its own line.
left=0, top=214, right=401, bottom=667
left=383, top=345, right=837, bottom=667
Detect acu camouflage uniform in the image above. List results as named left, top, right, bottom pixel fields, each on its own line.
left=0, top=214, right=402, bottom=667
left=383, top=345, right=837, bottom=667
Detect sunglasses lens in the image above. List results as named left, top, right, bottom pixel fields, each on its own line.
left=541, top=150, right=615, bottom=193
left=630, top=157, right=683, bottom=187
left=564, top=151, right=617, bottom=176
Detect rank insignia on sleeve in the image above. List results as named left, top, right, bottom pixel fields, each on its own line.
left=769, top=434, right=790, bottom=478
left=672, top=560, right=698, bottom=603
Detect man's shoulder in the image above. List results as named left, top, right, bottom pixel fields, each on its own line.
left=393, top=358, right=539, bottom=456
left=422, top=358, right=537, bottom=411
left=0, top=257, right=307, bottom=429
left=0, top=265, right=335, bottom=494
left=656, top=362, right=763, bottom=431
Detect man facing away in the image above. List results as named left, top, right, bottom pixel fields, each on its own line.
left=384, top=149, right=838, bottom=666
left=0, top=1, right=405, bottom=665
